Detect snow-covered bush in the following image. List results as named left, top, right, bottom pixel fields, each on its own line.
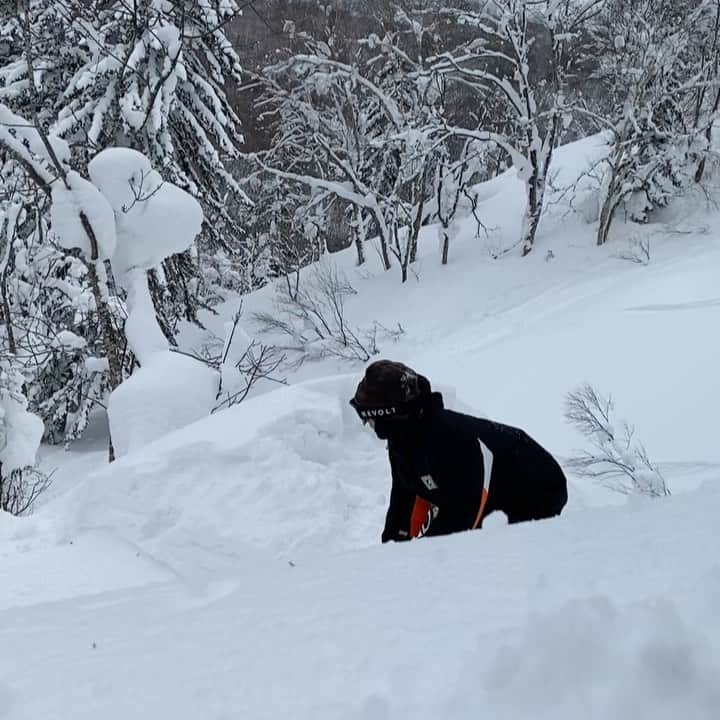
left=586, top=0, right=715, bottom=246
left=0, top=359, right=48, bottom=515
left=88, top=147, right=218, bottom=457
left=208, top=306, right=287, bottom=411
left=565, top=384, right=670, bottom=498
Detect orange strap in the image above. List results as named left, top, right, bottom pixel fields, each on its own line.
left=410, top=497, right=432, bottom=538
left=472, top=488, right=489, bottom=529
left=472, top=438, right=494, bottom=529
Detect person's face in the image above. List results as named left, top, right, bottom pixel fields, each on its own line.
left=369, top=417, right=412, bottom=440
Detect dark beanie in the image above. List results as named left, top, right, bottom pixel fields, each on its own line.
left=353, top=360, right=428, bottom=408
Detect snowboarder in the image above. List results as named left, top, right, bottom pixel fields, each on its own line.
left=350, top=360, right=568, bottom=542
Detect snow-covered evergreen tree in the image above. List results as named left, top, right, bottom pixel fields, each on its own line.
left=1, top=0, right=247, bottom=307
left=50, top=2, right=245, bottom=239
left=0, top=1, right=247, bottom=447
left=1, top=99, right=127, bottom=448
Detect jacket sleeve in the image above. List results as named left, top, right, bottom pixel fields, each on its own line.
left=423, top=436, right=487, bottom=538
left=381, top=454, right=416, bottom=543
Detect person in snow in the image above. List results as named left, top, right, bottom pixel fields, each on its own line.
left=350, top=360, right=568, bottom=542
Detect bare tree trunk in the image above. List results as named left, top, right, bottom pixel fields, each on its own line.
left=695, top=86, right=720, bottom=183
left=408, top=162, right=431, bottom=265
left=0, top=235, right=16, bottom=355
left=1, top=276, right=16, bottom=355
left=355, top=234, right=366, bottom=266
left=378, top=226, right=392, bottom=271
left=597, top=190, right=621, bottom=247
left=695, top=1, right=720, bottom=184
left=353, top=207, right=366, bottom=266
left=441, top=227, right=450, bottom=266
left=596, top=151, right=626, bottom=247
left=86, top=264, right=123, bottom=463
left=521, top=152, right=545, bottom=256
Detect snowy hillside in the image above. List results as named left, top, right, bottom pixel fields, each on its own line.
left=2, top=134, right=720, bottom=719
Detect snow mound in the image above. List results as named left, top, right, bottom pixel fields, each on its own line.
left=0, top=390, right=43, bottom=474
left=89, top=147, right=210, bottom=454
left=464, top=593, right=720, bottom=720
left=81, top=376, right=386, bottom=568
left=108, top=351, right=218, bottom=459
left=0, top=526, right=172, bottom=611
left=77, top=374, right=496, bottom=571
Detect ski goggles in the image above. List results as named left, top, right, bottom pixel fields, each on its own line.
left=349, top=398, right=410, bottom=424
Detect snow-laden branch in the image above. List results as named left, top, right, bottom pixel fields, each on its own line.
left=442, top=125, right=528, bottom=171
left=0, top=104, right=68, bottom=189
left=284, top=55, right=404, bottom=129
left=250, top=155, right=394, bottom=249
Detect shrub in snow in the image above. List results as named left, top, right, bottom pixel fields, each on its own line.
left=254, top=260, right=403, bottom=367
left=213, top=306, right=286, bottom=412
left=0, top=361, right=49, bottom=515
left=615, top=234, right=652, bottom=266
left=565, top=384, right=670, bottom=498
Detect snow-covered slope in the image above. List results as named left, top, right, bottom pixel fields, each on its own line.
left=3, top=479, right=720, bottom=720
left=3, top=135, right=720, bottom=719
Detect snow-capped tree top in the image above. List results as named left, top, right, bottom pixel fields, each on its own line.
left=88, top=147, right=202, bottom=276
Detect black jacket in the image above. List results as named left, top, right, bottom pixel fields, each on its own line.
left=381, top=392, right=568, bottom=542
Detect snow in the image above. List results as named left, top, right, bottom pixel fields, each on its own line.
left=0, top=522, right=172, bottom=612
left=108, top=350, right=218, bottom=459
left=84, top=357, right=110, bottom=374
left=49, top=171, right=117, bottom=260
left=0, top=362, right=44, bottom=475
left=52, top=330, right=87, bottom=351
left=88, top=147, right=203, bottom=275
left=3, top=479, right=720, bottom=719
left=3, top=134, right=720, bottom=719
left=122, top=267, right=172, bottom=362
left=0, top=392, right=43, bottom=474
